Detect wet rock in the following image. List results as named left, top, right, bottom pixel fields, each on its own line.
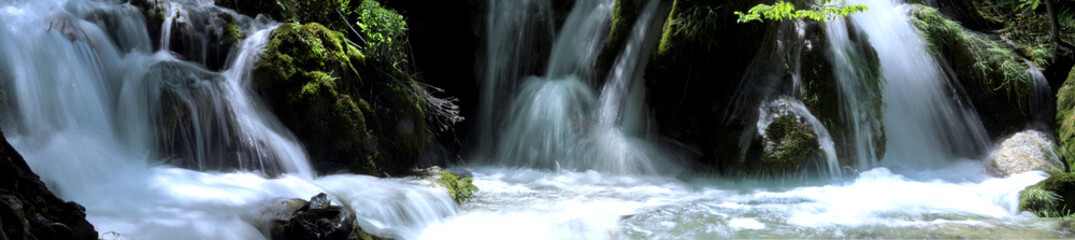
left=988, top=130, right=1064, bottom=177
left=0, top=129, right=97, bottom=240
left=754, top=98, right=822, bottom=176
left=271, top=193, right=389, bottom=240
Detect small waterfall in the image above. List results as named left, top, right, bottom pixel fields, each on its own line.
left=485, top=0, right=673, bottom=175
left=477, top=0, right=555, bottom=159
left=1026, top=61, right=1053, bottom=127
left=840, top=0, right=990, bottom=170
left=825, top=16, right=885, bottom=170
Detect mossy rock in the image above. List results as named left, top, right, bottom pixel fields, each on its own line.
left=433, top=170, right=477, bottom=204
left=761, top=114, right=819, bottom=175
left=910, top=5, right=1035, bottom=139
left=1020, top=173, right=1075, bottom=217
left=1057, top=66, right=1075, bottom=172
left=253, top=23, right=378, bottom=176
left=254, top=23, right=429, bottom=176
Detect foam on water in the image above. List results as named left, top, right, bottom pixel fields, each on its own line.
left=426, top=166, right=1059, bottom=239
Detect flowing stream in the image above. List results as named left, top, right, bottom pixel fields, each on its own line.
left=0, top=0, right=1070, bottom=239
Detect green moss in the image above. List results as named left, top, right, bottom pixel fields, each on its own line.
left=436, top=172, right=478, bottom=204
left=911, top=5, right=1033, bottom=135
left=254, top=23, right=377, bottom=175
left=1057, top=67, right=1075, bottom=172
left=761, top=114, right=819, bottom=176
left=220, top=13, right=245, bottom=47
left=253, top=21, right=429, bottom=176
left=1020, top=173, right=1075, bottom=217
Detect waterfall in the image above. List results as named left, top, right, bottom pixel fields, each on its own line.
left=477, top=0, right=555, bottom=159
left=0, top=1, right=457, bottom=239
left=838, top=0, right=990, bottom=170
left=482, top=0, right=674, bottom=175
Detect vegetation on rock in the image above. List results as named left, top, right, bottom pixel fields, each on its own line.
left=253, top=22, right=428, bottom=176
left=1020, top=172, right=1075, bottom=217
left=436, top=172, right=477, bottom=204
left=760, top=114, right=820, bottom=176
left=911, top=5, right=1037, bottom=138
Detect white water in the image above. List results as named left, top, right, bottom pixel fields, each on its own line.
left=422, top=166, right=1058, bottom=239
left=489, top=0, right=678, bottom=175
left=841, top=0, right=991, bottom=171
left=0, top=1, right=456, bottom=239
left=0, top=0, right=1066, bottom=239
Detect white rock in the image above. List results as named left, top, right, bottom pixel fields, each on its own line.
left=988, top=130, right=1063, bottom=177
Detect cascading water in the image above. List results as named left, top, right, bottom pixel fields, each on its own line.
left=825, top=18, right=886, bottom=170
left=0, top=0, right=1068, bottom=239
left=0, top=0, right=456, bottom=239
left=488, top=0, right=675, bottom=175
left=841, top=0, right=991, bottom=170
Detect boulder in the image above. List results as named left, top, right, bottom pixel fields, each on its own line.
left=0, top=129, right=97, bottom=240
left=1020, top=173, right=1075, bottom=217
left=988, top=130, right=1064, bottom=177
left=753, top=98, right=823, bottom=177
left=271, top=193, right=389, bottom=240
left=252, top=23, right=429, bottom=176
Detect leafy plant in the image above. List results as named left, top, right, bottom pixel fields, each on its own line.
left=354, top=0, right=409, bottom=68
left=734, top=0, right=867, bottom=23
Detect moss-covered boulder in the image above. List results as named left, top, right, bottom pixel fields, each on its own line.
left=253, top=23, right=428, bottom=176
left=760, top=113, right=820, bottom=176
left=253, top=23, right=377, bottom=175
left=1058, top=66, right=1075, bottom=172
left=911, top=5, right=1037, bottom=139
left=0, top=129, right=98, bottom=240
left=1020, top=173, right=1075, bottom=217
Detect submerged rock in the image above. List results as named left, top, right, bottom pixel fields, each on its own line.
left=271, top=193, right=390, bottom=240
left=0, top=129, right=97, bottom=240
left=1020, top=173, right=1075, bottom=217
left=988, top=130, right=1064, bottom=177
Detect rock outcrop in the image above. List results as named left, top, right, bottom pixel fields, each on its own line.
left=0, top=129, right=98, bottom=240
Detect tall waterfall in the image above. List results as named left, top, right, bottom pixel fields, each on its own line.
left=837, top=0, right=990, bottom=170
